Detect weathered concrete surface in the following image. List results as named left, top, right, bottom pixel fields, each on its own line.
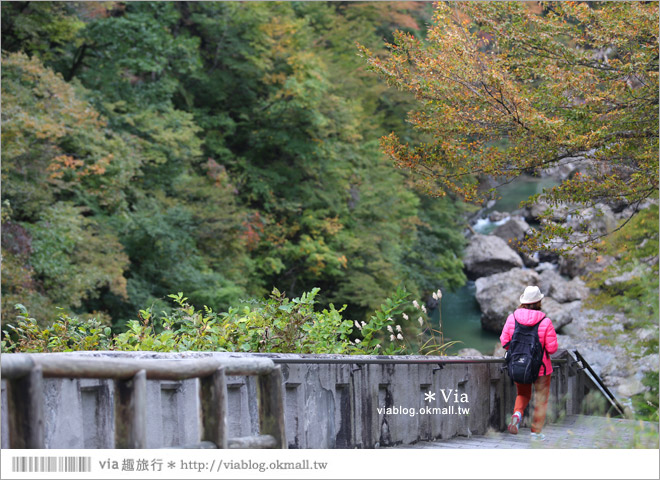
left=393, top=414, right=659, bottom=449
left=1, top=350, right=608, bottom=449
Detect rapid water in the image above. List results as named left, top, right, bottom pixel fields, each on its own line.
left=434, top=175, right=560, bottom=355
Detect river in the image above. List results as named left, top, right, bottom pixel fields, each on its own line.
left=433, top=175, right=559, bottom=355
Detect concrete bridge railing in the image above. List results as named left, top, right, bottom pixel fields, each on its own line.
left=0, top=350, right=612, bottom=449
left=1, top=353, right=286, bottom=449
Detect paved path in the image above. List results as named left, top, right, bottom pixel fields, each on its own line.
left=393, top=415, right=659, bottom=449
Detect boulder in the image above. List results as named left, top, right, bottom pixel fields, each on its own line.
left=636, top=327, right=659, bottom=343
left=635, top=354, right=660, bottom=375
left=492, top=217, right=538, bottom=267
left=538, top=155, right=593, bottom=180
left=616, top=377, right=648, bottom=398
left=488, top=211, right=509, bottom=222
left=566, top=204, right=617, bottom=236
left=538, top=269, right=590, bottom=303
left=492, top=217, right=531, bottom=244
left=540, top=298, right=578, bottom=331
left=456, top=348, right=484, bottom=357
left=603, top=264, right=652, bottom=289
left=529, top=201, right=570, bottom=222
left=559, top=248, right=616, bottom=278
left=463, top=234, right=524, bottom=279
left=560, top=278, right=591, bottom=302
left=475, top=268, right=540, bottom=332
left=492, top=344, right=506, bottom=358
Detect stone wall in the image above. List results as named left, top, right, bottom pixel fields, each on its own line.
left=1, top=350, right=603, bottom=449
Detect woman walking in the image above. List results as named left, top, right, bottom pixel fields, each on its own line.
left=500, top=286, right=558, bottom=441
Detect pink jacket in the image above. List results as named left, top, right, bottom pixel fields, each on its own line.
left=500, top=308, right=558, bottom=376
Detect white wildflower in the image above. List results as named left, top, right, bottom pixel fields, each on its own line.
left=396, top=325, right=402, bottom=332
left=355, top=339, right=361, bottom=344
left=432, top=292, right=438, bottom=300
left=390, top=334, right=396, bottom=342
left=413, top=300, right=420, bottom=309
left=397, top=333, right=404, bottom=341
left=376, top=344, right=381, bottom=349
left=387, top=325, right=394, bottom=333
left=402, top=313, right=409, bottom=320
left=354, top=320, right=362, bottom=331
left=437, top=289, right=442, bottom=300
left=421, top=305, right=427, bottom=313
left=361, top=321, right=367, bottom=328
left=418, top=317, right=424, bottom=326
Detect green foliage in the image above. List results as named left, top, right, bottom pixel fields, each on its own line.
left=631, top=372, right=660, bottom=423
left=2, top=2, right=467, bottom=332
left=75, top=2, right=202, bottom=109
left=1, top=51, right=140, bottom=217
left=585, top=205, right=659, bottom=329
left=0, top=1, right=86, bottom=66
left=26, top=202, right=128, bottom=308
left=2, top=288, right=456, bottom=357
left=2, top=304, right=111, bottom=353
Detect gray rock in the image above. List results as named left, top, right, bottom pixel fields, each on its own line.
left=636, top=327, right=659, bottom=343
left=529, top=201, right=570, bottom=222
left=488, top=211, right=509, bottom=222
left=541, top=298, right=578, bottom=331
left=616, top=377, right=648, bottom=398
left=492, top=218, right=538, bottom=267
left=553, top=305, right=659, bottom=401
left=492, top=344, right=506, bottom=358
left=538, top=269, right=561, bottom=296
left=559, top=248, right=616, bottom=278
left=566, top=204, right=617, bottom=236
left=538, top=270, right=590, bottom=303
left=456, top=348, right=484, bottom=357
left=603, top=265, right=652, bottom=289
left=538, top=155, right=593, bottom=180
left=464, top=234, right=524, bottom=279
left=492, top=217, right=530, bottom=244
left=475, top=268, right=540, bottom=332
left=520, top=252, right=540, bottom=268
left=635, top=354, right=660, bottom=375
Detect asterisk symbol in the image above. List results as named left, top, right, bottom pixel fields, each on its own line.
left=167, top=461, right=176, bottom=469
left=424, top=390, right=435, bottom=402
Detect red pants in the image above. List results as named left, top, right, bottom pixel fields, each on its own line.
left=514, top=374, right=552, bottom=433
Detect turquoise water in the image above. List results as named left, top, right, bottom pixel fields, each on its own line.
left=431, top=283, right=500, bottom=355
left=485, top=176, right=559, bottom=214
left=432, top=175, right=560, bottom=354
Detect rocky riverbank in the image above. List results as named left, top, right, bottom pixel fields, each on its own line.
left=457, top=170, right=659, bottom=405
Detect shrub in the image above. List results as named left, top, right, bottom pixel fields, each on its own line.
left=2, top=287, right=454, bottom=356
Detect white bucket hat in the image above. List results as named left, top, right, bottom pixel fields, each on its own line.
left=519, top=285, right=544, bottom=304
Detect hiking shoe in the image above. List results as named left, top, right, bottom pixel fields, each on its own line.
left=508, top=412, right=522, bottom=435
left=530, top=432, right=546, bottom=442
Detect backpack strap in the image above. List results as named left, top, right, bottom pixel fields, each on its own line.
left=537, top=314, right=548, bottom=376
left=502, top=313, right=520, bottom=350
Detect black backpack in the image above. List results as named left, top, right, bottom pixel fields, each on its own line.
left=503, top=313, right=547, bottom=384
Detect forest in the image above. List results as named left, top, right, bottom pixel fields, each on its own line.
left=1, top=1, right=469, bottom=334
left=1, top=0, right=658, bottom=385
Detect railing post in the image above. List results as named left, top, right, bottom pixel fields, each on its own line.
left=114, top=369, right=147, bottom=448
left=200, top=367, right=228, bottom=449
left=257, top=366, right=287, bottom=449
left=7, top=365, right=45, bottom=448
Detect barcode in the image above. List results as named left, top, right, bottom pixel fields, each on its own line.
left=11, top=456, right=91, bottom=473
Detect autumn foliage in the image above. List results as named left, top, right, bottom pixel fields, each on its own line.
left=359, top=1, right=658, bottom=250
